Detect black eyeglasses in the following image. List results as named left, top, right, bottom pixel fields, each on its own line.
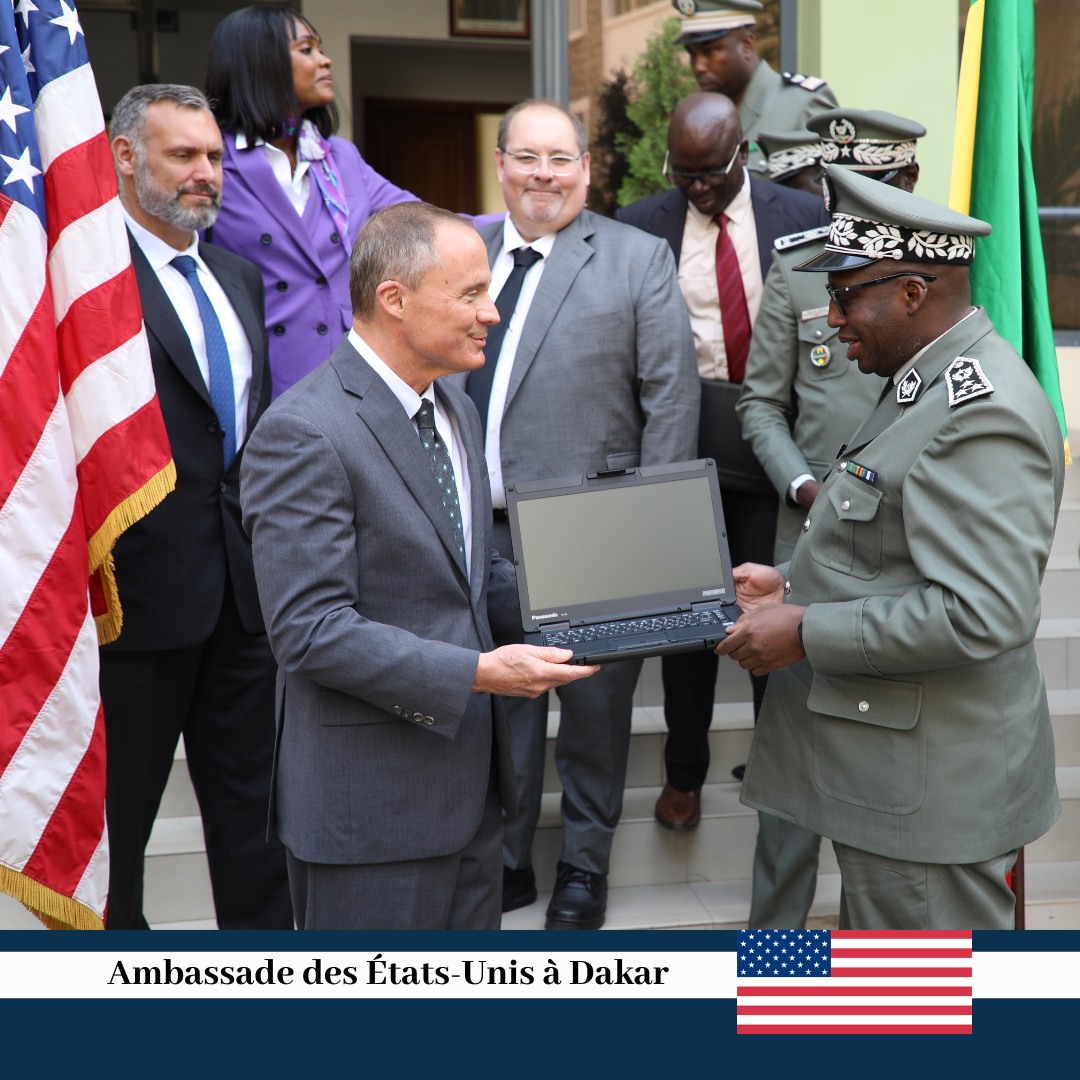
left=826, top=272, right=937, bottom=315
left=662, top=141, right=743, bottom=186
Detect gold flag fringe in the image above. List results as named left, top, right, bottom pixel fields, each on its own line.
left=89, top=460, right=177, bottom=646
left=1065, top=437, right=1072, bottom=469
left=0, top=864, right=104, bottom=930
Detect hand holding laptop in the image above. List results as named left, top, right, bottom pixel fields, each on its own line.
left=730, top=563, right=787, bottom=614
left=715, top=583, right=807, bottom=676
left=473, top=645, right=599, bottom=698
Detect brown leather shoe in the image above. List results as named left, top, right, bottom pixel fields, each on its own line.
left=655, top=783, right=701, bottom=831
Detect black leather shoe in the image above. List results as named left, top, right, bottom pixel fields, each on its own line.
left=544, top=862, right=607, bottom=930
left=502, top=865, right=537, bottom=912
left=731, top=763, right=745, bottom=781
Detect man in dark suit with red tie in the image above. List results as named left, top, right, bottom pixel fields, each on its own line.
left=101, top=84, right=292, bottom=929
left=616, top=93, right=827, bottom=840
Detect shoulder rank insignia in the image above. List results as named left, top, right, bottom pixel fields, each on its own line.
left=782, top=72, right=827, bottom=92
left=775, top=225, right=830, bottom=251
left=946, top=357, right=994, bottom=407
left=896, top=369, right=922, bottom=405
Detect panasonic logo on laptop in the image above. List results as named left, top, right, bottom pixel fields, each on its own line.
left=531, top=612, right=563, bottom=620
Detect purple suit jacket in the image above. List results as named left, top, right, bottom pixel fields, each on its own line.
left=207, top=134, right=419, bottom=399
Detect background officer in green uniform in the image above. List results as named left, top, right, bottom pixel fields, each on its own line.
left=756, top=128, right=822, bottom=195
left=672, top=0, right=837, bottom=177
left=718, top=166, right=1063, bottom=930
left=734, top=109, right=926, bottom=930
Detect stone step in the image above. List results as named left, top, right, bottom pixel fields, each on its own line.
left=1041, top=554, right=1080, bottom=618
left=1050, top=499, right=1080, bottom=559
left=1035, top=618, right=1080, bottom=689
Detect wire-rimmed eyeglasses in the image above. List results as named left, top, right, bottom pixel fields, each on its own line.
left=500, top=150, right=584, bottom=176
left=826, top=272, right=937, bottom=315
left=661, top=140, right=743, bottom=186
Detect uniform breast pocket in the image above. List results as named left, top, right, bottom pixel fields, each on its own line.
left=809, top=673, right=925, bottom=814
left=797, top=318, right=844, bottom=382
left=809, top=475, right=884, bottom=580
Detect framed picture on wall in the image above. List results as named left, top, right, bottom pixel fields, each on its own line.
left=449, top=1, right=530, bottom=39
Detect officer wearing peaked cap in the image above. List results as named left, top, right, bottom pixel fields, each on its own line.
left=718, top=165, right=1064, bottom=929
left=735, top=112, right=928, bottom=931
left=673, top=1, right=837, bottom=177
left=756, top=128, right=822, bottom=194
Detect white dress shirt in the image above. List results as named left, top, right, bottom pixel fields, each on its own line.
left=234, top=132, right=311, bottom=215
left=483, top=217, right=557, bottom=508
left=125, top=210, right=253, bottom=448
left=678, top=171, right=763, bottom=381
left=348, top=329, right=473, bottom=576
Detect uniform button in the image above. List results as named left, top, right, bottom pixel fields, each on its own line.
left=207, top=421, right=219, bottom=434
left=316, top=323, right=328, bottom=335
left=315, top=275, right=328, bottom=286
left=273, top=324, right=286, bottom=336
left=841, top=499, right=850, bottom=511
left=814, top=329, right=823, bottom=339
left=276, top=281, right=288, bottom=292
left=260, top=233, right=272, bottom=245
left=784, top=580, right=791, bottom=596
left=802, top=518, right=810, bottom=532
left=219, top=482, right=229, bottom=493
left=838, top=461, right=847, bottom=472
left=858, top=700, right=870, bottom=713
left=329, top=231, right=341, bottom=244
left=424, top=716, right=435, bottom=726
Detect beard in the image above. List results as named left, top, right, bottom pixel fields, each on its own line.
left=133, top=157, right=221, bottom=232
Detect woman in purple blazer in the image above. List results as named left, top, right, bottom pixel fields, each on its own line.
left=205, top=6, right=420, bottom=399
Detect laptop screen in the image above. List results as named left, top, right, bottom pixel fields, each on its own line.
left=510, top=467, right=733, bottom=624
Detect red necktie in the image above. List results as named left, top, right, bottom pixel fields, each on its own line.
left=714, top=213, right=751, bottom=384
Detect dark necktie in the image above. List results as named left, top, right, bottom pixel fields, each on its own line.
left=415, top=398, right=466, bottom=565
left=171, top=255, right=237, bottom=466
left=466, top=245, right=543, bottom=426
left=714, top=213, right=752, bottom=384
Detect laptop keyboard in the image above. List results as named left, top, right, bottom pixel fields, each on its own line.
left=542, top=608, right=732, bottom=647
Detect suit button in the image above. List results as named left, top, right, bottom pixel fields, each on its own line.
left=273, top=325, right=286, bottom=336
left=802, top=518, right=810, bottom=531
left=315, top=275, right=327, bottom=286
left=317, top=323, right=328, bottom=335
left=858, top=700, right=870, bottom=713
left=424, top=716, right=435, bottom=726
left=276, top=281, right=288, bottom=292
left=841, top=499, right=850, bottom=511
left=207, top=421, right=219, bottom=434
left=219, top=482, right=229, bottom=493
left=392, top=705, right=403, bottom=715
left=329, top=232, right=341, bottom=244
left=260, top=233, right=272, bottom=245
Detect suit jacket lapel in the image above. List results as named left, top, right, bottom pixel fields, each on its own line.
left=200, top=242, right=267, bottom=436
left=129, top=232, right=214, bottom=411
left=502, top=212, right=595, bottom=413
left=335, top=345, right=470, bottom=584
left=843, top=309, right=996, bottom=456
left=749, top=178, right=781, bottom=277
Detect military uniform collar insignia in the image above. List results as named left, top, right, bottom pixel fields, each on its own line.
left=896, top=368, right=922, bottom=405
left=946, top=356, right=994, bottom=407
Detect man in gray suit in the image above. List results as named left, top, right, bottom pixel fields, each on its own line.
left=466, top=99, right=699, bottom=930
left=241, top=201, right=596, bottom=930
left=718, top=167, right=1063, bottom=928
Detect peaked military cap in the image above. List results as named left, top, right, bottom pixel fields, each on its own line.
left=672, top=0, right=761, bottom=45
left=807, top=108, right=927, bottom=178
left=794, top=164, right=992, bottom=272
left=756, top=128, right=822, bottom=181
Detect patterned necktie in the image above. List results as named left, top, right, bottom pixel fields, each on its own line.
left=171, top=255, right=236, bottom=466
left=714, top=213, right=752, bottom=384
left=466, top=245, right=544, bottom=426
left=415, top=398, right=466, bottom=565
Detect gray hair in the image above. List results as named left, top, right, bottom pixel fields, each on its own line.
left=497, top=99, right=589, bottom=156
left=109, top=84, right=213, bottom=149
left=349, top=201, right=469, bottom=321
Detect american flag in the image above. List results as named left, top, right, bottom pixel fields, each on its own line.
left=0, top=1, right=174, bottom=928
left=736, top=929, right=973, bottom=1034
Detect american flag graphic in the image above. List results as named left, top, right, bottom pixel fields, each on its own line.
left=736, top=929, right=973, bottom=1034
left=0, top=1, right=173, bottom=929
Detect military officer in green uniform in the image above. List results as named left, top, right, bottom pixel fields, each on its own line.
left=734, top=109, right=926, bottom=931
left=672, top=0, right=837, bottom=177
left=718, top=166, right=1063, bottom=930
left=756, top=128, right=823, bottom=194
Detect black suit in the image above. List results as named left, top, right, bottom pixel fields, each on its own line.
left=616, top=179, right=828, bottom=791
left=99, top=233, right=292, bottom=929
